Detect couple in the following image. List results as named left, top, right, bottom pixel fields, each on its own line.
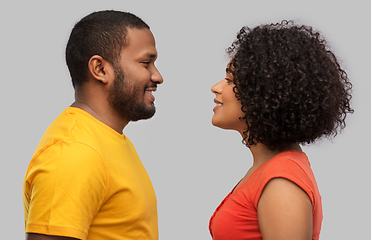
left=23, top=10, right=353, bottom=240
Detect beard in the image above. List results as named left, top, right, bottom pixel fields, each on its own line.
left=108, top=66, right=156, bottom=122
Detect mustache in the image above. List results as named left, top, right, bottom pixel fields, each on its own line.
left=145, top=84, right=158, bottom=90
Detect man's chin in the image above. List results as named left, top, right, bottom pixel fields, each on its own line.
left=128, top=105, right=156, bottom=122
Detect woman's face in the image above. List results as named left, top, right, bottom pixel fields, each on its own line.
left=211, top=66, right=246, bottom=134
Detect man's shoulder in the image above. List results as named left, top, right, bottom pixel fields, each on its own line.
left=39, top=107, right=120, bottom=146
left=31, top=107, right=134, bottom=166
left=34, top=108, right=81, bottom=147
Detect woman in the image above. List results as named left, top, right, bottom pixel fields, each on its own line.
left=209, top=21, right=353, bottom=240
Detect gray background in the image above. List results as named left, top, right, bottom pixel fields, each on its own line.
left=1, top=0, right=370, bottom=239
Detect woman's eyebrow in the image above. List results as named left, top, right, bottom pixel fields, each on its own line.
left=143, top=52, right=158, bottom=60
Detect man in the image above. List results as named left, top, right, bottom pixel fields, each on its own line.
left=23, top=10, right=163, bottom=240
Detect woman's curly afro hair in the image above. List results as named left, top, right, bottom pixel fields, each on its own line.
left=227, top=20, right=353, bottom=150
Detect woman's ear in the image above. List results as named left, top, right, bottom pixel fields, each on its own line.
left=87, top=55, right=114, bottom=84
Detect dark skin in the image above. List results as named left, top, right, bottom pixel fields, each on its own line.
left=25, top=56, right=113, bottom=240
left=26, top=233, right=79, bottom=240
left=25, top=28, right=162, bottom=240
left=212, top=74, right=313, bottom=239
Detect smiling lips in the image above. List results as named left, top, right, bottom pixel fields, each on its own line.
left=213, top=99, right=223, bottom=112
left=145, top=87, right=157, bottom=102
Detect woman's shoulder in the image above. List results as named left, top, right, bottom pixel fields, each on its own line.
left=262, top=150, right=311, bottom=175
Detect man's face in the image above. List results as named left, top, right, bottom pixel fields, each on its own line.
left=108, top=28, right=163, bottom=122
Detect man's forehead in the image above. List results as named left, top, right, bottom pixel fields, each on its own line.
left=123, top=28, right=157, bottom=55
left=125, top=28, right=154, bottom=43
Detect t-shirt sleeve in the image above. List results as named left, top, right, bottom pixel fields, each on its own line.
left=24, top=140, right=107, bottom=239
left=251, top=157, right=316, bottom=209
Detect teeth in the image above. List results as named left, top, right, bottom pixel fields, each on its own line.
left=216, top=103, right=222, bottom=106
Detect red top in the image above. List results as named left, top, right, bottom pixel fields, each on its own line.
left=209, top=151, right=322, bottom=240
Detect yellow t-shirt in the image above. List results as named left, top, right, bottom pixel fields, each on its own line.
left=23, top=107, right=158, bottom=240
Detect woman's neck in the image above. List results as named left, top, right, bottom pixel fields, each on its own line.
left=249, top=143, right=302, bottom=168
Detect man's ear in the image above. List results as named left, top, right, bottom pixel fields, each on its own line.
left=88, top=55, right=114, bottom=84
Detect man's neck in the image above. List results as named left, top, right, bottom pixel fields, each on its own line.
left=71, top=100, right=129, bottom=134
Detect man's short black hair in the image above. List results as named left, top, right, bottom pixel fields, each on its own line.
left=65, top=10, right=149, bottom=88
